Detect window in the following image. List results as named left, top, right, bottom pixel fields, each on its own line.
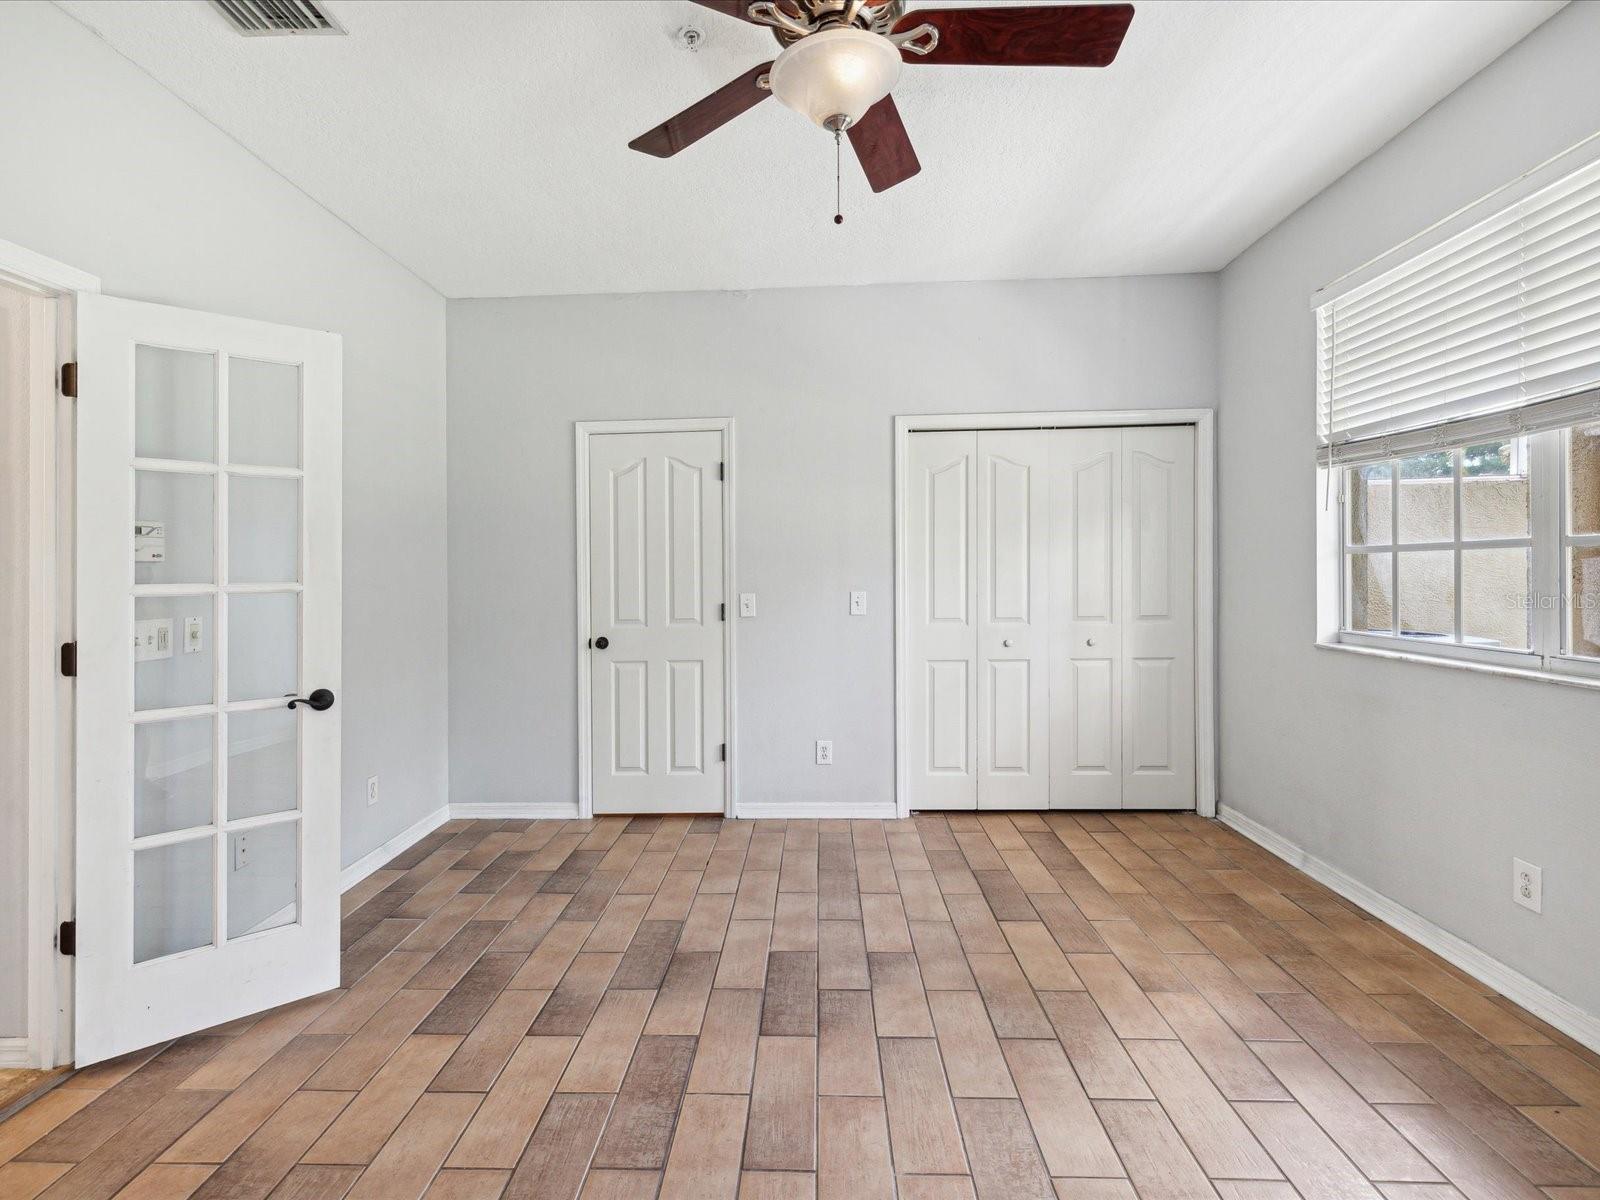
left=1317, top=147, right=1600, bottom=682
left=1336, top=425, right=1600, bottom=676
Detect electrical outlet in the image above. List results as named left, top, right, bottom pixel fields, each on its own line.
left=367, top=776, right=380, bottom=807
left=850, top=590, right=867, bottom=615
left=739, top=593, right=757, bottom=618
left=815, top=740, right=833, bottom=765
left=1513, top=858, right=1542, bottom=913
left=233, top=834, right=249, bottom=872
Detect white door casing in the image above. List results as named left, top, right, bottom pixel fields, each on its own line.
left=906, top=432, right=978, bottom=810
left=1119, top=425, right=1196, bottom=809
left=1049, top=428, right=1123, bottom=809
left=977, top=431, right=1049, bottom=810
left=587, top=429, right=726, bottom=814
left=75, top=294, right=341, bottom=1066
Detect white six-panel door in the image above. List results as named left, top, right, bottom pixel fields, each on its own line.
left=907, top=425, right=1196, bottom=812
left=588, top=430, right=725, bottom=814
left=75, top=294, right=341, bottom=1065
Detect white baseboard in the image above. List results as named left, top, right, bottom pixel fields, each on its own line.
left=735, top=801, right=900, bottom=819
left=340, top=805, right=450, bottom=893
left=450, top=802, right=580, bottom=820
left=0, top=1036, right=33, bottom=1067
left=1218, top=804, right=1600, bottom=1054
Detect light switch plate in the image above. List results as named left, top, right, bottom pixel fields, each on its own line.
left=739, top=593, right=757, bottom=618
left=850, top=591, right=867, bottom=615
left=184, top=616, right=203, bottom=654
left=134, top=618, right=174, bottom=662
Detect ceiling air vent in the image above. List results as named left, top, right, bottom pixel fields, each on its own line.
left=210, top=0, right=346, bottom=36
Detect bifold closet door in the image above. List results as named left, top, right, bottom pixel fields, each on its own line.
left=1049, top=426, right=1195, bottom=810
left=975, top=431, right=1049, bottom=809
left=907, top=431, right=1049, bottom=811
left=906, top=432, right=978, bottom=809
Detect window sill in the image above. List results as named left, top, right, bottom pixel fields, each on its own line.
left=1316, top=638, right=1600, bottom=693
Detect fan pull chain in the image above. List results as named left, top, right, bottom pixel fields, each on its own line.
left=834, top=129, right=844, bottom=225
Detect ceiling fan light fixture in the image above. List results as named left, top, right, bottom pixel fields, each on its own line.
left=767, top=27, right=902, bottom=131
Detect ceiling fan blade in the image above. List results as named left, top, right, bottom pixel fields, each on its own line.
left=687, top=0, right=758, bottom=21
left=847, top=94, right=921, bottom=193
left=895, top=4, right=1135, bottom=67
left=629, top=62, right=774, bottom=158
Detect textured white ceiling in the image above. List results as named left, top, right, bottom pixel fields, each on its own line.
left=58, top=0, right=1562, bottom=297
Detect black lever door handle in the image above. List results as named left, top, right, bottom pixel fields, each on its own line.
left=287, top=688, right=336, bottom=711
left=591, top=636, right=609, bottom=650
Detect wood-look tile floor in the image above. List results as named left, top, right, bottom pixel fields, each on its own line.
left=4, top=811, right=1599, bottom=1200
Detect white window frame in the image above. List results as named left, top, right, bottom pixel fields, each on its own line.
left=1321, top=425, right=1600, bottom=687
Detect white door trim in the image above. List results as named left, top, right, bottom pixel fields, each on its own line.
left=894, top=408, right=1217, bottom=820
left=574, top=418, right=737, bottom=819
left=0, top=241, right=98, bottom=1068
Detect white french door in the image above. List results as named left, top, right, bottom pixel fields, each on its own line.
left=75, top=294, right=341, bottom=1065
left=906, top=424, right=1196, bottom=812
left=587, top=429, right=726, bottom=814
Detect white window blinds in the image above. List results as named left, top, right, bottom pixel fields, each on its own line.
left=1317, top=153, right=1600, bottom=465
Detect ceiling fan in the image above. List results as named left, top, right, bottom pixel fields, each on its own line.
left=629, top=1, right=1135, bottom=195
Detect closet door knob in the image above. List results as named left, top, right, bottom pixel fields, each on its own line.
left=1002, top=639, right=1014, bottom=648
left=1086, top=638, right=1096, bottom=647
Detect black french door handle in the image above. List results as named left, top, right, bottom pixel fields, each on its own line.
left=287, top=688, right=336, bottom=711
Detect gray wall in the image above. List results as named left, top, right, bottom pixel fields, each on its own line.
left=1218, top=0, right=1600, bottom=1019
left=0, top=1, right=450, bottom=872
left=447, top=276, right=1218, bottom=813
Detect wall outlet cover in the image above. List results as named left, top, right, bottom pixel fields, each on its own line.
left=1513, top=858, right=1542, bottom=913
left=739, top=593, right=757, bottom=618
left=367, top=776, right=380, bottom=807
left=816, top=740, right=833, bottom=765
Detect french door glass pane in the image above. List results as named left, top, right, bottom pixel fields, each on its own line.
left=1346, top=465, right=1392, bottom=546
left=228, top=709, right=298, bottom=821
left=1346, top=552, right=1392, bottom=631
left=230, top=358, right=301, bottom=468
left=134, top=595, right=215, bottom=711
left=134, top=717, right=214, bottom=838
left=228, top=593, right=299, bottom=701
left=1398, top=550, right=1454, bottom=638
left=1397, top=453, right=1453, bottom=544
left=134, top=470, right=214, bottom=585
left=229, top=476, right=300, bottom=583
left=1462, top=548, right=1531, bottom=650
left=135, top=346, right=215, bottom=462
left=134, top=836, right=214, bottom=963
left=227, top=821, right=298, bottom=939
left=1571, top=423, right=1600, bottom=536
left=1572, top=545, right=1600, bottom=658
left=1462, top=439, right=1530, bottom=539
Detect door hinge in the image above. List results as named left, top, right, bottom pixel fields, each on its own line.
left=60, top=642, right=77, bottom=677
left=719, top=602, right=726, bottom=621
left=60, top=362, right=78, bottom=398
left=718, top=461, right=725, bottom=482
left=720, top=743, right=727, bottom=762
left=59, top=920, right=76, bottom=956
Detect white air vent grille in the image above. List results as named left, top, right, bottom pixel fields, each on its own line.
left=211, top=0, right=345, bottom=36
